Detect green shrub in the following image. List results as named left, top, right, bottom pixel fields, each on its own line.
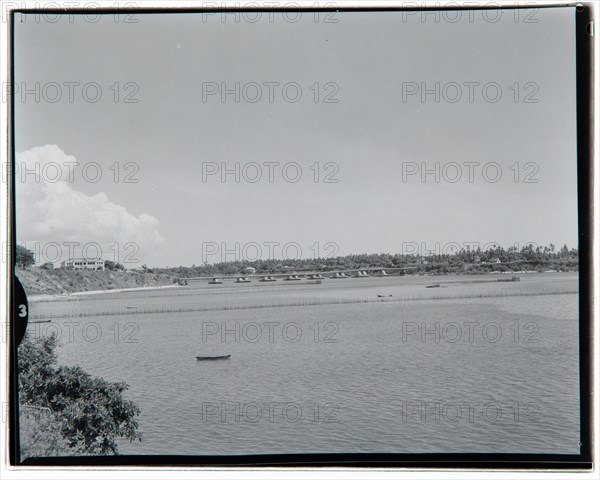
left=18, top=334, right=142, bottom=457
left=19, top=406, right=85, bottom=459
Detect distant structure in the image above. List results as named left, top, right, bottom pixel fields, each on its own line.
left=61, top=258, right=105, bottom=271
left=240, top=266, right=256, bottom=275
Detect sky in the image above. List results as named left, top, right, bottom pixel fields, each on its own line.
left=13, top=7, right=579, bottom=267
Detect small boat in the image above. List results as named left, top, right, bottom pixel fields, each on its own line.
left=284, top=275, right=301, bottom=281
left=259, top=276, right=277, bottom=282
left=235, top=277, right=251, bottom=283
left=126, top=305, right=139, bottom=309
left=307, top=274, right=325, bottom=280
left=208, top=278, right=223, bottom=285
left=196, top=354, right=231, bottom=361
left=425, top=284, right=441, bottom=288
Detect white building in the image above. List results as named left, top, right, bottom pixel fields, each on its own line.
left=61, top=258, right=105, bottom=271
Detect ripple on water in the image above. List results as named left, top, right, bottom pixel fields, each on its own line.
left=36, top=274, right=580, bottom=455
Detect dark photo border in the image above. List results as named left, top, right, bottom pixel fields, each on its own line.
left=7, top=2, right=594, bottom=470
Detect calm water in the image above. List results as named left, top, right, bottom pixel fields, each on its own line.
left=27, top=273, right=580, bottom=455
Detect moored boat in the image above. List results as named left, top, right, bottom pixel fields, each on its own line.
left=196, top=354, right=231, bottom=361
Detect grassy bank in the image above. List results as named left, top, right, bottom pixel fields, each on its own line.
left=17, top=267, right=176, bottom=296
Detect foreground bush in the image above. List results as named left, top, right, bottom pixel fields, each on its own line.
left=19, top=407, right=85, bottom=458
left=18, top=334, right=142, bottom=458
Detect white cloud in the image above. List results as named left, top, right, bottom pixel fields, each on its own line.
left=16, top=144, right=164, bottom=266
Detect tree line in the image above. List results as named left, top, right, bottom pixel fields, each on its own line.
left=15, top=243, right=579, bottom=276
left=157, top=243, right=578, bottom=277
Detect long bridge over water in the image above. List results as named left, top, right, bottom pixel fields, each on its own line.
left=181, top=267, right=412, bottom=285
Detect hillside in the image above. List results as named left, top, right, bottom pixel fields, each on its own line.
left=16, top=267, right=176, bottom=296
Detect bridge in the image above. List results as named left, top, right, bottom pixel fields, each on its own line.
left=181, top=267, right=410, bottom=285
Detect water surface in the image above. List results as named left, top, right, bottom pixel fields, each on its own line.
left=28, top=273, right=580, bottom=455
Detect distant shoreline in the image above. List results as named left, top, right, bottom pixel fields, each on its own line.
left=28, top=284, right=179, bottom=303
left=26, top=270, right=576, bottom=303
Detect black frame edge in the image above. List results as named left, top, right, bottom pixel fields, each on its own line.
left=8, top=7, right=21, bottom=468
left=7, top=3, right=594, bottom=470
left=575, top=0, right=594, bottom=468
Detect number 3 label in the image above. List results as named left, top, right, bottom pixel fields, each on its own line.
left=13, top=277, right=29, bottom=347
